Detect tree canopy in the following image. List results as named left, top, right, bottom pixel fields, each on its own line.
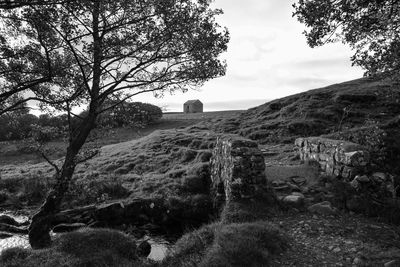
left=0, top=0, right=229, bottom=248
left=293, top=0, right=400, bottom=77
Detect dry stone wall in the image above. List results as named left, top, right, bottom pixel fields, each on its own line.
left=295, top=137, right=370, bottom=180
left=210, top=135, right=266, bottom=206
left=295, top=137, right=398, bottom=200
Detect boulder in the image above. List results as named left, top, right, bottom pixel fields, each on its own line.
left=283, top=194, right=304, bottom=208
left=308, top=201, right=337, bottom=215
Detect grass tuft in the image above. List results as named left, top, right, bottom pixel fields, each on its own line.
left=0, top=228, right=144, bottom=267
left=163, top=221, right=288, bottom=267
left=200, top=221, right=288, bottom=267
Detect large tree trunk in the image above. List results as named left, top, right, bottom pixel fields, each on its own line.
left=29, top=2, right=102, bottom=249
left=28, top=112, right=97, bottom=249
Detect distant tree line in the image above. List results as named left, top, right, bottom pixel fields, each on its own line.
left=0, top=102, right=162, bottom=141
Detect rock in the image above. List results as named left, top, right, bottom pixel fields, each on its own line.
left=300, top=187, right=310, bottom=194
left=350, top=179, right=361, bottom=190
left=0, top=215, right=23, bottom=227
left=308, top=201, right=337, bottom=215
left=52, top=223, right=87, bottom=233
left=355, top=175, right=370, bottom=183
left=273, top=185, right=290, bottom=191
left=283, top=194, right=304, bottom=208
left=385, top=260, right=400, bottom=267
left=137, top=241, right=152, bottom=257
left=0, top=231, right=13, bottom=239
left=0, top=223, right=28, bottom=234
left=290, top=176, right=307, bottom=186
left=342, top=151, right=369, bottom=167
left=352, top=257, right=365, bottom=266
left=288, top=183, right=301, bottom=192
left=291, top=192, right=305, bottom=198
left=349, top=247, right=357, bottom=253
left=371, top=172, right=387, bottom=182
left=333, top=247, right=341, bottom=253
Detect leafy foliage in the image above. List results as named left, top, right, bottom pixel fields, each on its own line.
left=293, top=0, right=400, bottom=76
left=97, top=101, right=162, bottom=128
left=0, top=0, right=229, bottom=248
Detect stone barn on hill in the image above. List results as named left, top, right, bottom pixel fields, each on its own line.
left=183, top=100, right=203, bottom=113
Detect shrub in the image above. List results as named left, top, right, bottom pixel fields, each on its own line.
left=0, top=113, right=39, bottom=141
left=97, top=101, right=162, bottom=128
left=31, top=125, right=62, bottom=143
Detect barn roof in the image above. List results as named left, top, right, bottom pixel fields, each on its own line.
left=184, top=99, right=202, bottom=105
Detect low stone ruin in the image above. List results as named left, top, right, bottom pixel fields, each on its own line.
left=295, top=137, right=370, bottom=180
left=210, top=135, right=267, bottom=206
left=295, top=137, right=398, bottom=205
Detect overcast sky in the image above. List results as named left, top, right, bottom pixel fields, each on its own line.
left=43, top=1, right=364, bottom=114
left=134, top=0, right=366, bottom=112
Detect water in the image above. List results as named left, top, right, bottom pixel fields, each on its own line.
left=0, top=212, right=170, bottom=261
left=146, top=236, right=170, bottom=261
left=0, top=212, right=29, bottom=252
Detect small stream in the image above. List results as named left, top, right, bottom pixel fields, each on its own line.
left=0, top=212, right=170, bottom=261
left=0, top=212, right=29, bottom=251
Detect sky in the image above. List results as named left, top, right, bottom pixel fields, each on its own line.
left=132, top=0, right=365, bottom=112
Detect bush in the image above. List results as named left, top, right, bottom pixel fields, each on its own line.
left=0, top=113, right=39, bottom=141
left=97, top=101, right=162, bottom=129
left=31, top=125, right=62, bottom=143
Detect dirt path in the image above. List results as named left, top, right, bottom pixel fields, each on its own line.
left=269, top=211, right=400, bottom=266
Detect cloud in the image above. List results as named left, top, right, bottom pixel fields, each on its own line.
left=292, top=57, right=354, bottom=69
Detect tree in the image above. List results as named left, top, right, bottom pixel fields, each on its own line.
left=0, top=0, right=229, bottom=248
left=293, top=0, right=400, bottom=77
left=97, top=101, right=163, bottom=128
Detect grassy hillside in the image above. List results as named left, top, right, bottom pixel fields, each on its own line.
left=198, top=76, right=400, bottom=144
left=0, top=129, right=219, bottom=220
left=0, top=111, right=242, bottom=167
left=1, top=78, right=400, bottom=267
